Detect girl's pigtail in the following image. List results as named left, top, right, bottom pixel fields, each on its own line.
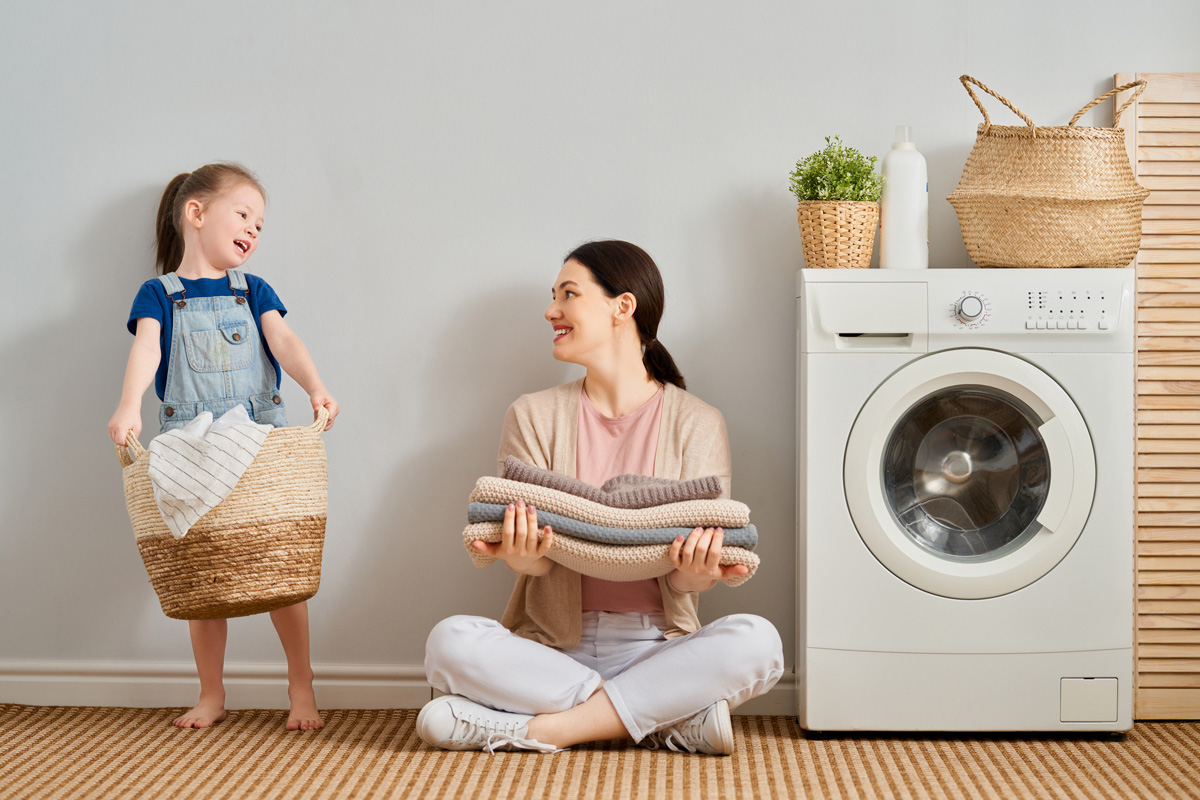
left=642, top=338, right=686, bottom=390
left=155, top=173, right=190, bottom=274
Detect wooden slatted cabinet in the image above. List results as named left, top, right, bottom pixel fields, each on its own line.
left=1116, top=72, right=1200, bottom=720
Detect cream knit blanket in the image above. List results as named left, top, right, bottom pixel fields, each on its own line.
left=462, top=522, right=758, bottom=587
left=469, top=477, right=750, bottom=529
left=501, top=456, right=724, bottom=508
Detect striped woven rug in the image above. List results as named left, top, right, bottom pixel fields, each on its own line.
left=1, top=705, right=1197, bottom=799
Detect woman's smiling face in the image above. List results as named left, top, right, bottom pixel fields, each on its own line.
left=545, top=258, right=618, bottom=364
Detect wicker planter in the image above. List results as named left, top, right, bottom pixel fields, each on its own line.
left=797, top=200, right=879, bottom=269
left=116, top=409, right=330, bottom=620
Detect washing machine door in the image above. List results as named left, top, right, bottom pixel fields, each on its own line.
left=844, top=349, right=1095, bottom=599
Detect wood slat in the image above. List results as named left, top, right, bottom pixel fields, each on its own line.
left=1137, top=381, right=1200, bottom=395
left=1139, top=542, right=1200, bottom=557
left=1138, top=614, right=1200, bottom=630
left=1137, top=264, right=1200, bottom=279
left=1135, top=687, right=1200, bottom=718
left=1136, top=424, right=1200, bottom=437
left=1138, top=641, right=1200, bottom=655
left=1140, top=117, right=1200, bottom=133
left=1141, top=175, right=1200, bottom=190
left=1137, top=510, right=1200, bottom=526
left=1136, top=410, right=1200, bottom=424
left=1139, top=453, right=1200, bottom=467
left=1138, top=484, right=1200, bottom=498
left=1140, top=235, right=1200, bottom=250
left=1138, top=292, right=1200, bottom=307
left=1134, top=76, right=1200, bottom=104
left=1139, top=250, right=1200, bottom=264
left=1138, top=102, right=1200, bottom=117
left=1141, top=132, right=1200, bottom=147
left=1139, top=278, right=1200, bottom=292
left=1137, top=465, right=1200, bottom=479
left=1139, top=146, right=1200, bottom=162
left=1139, top=627, right=1200, bottom=642
left=1138, top=497, right=1200, bottom=511
left=1137, top=673, right=1200, bottom=688
left=1138, top=527, right=1200, bottom=541
left=1138, top=366, right=1200, bottom=379
left=1137, top=570, right=1200, bottom=584
left=1137, top=441, right=1200, bottom=456
left=1139, top=657, right=1200, bottom=671
left=1139, top=585, right=1200, bottom=600
left=1139, top=555, right=1200, bottom=570
left=1138, top=350, right=1200, bottom=365
left=1138, top=394, right=1200, bottom=410
left=1139, top=162, right=1200, bottom=177
left=1139, top=599, right=1200, bottom=613
left=1143, top=221, right=1200, bottom=235
left=1142, top=206, right=1200, bottom=220
left=1147, top=191, right=1200, bottom=206
left=1139, top=307, right=1200, bottom=321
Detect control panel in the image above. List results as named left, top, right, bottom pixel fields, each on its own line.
left=1024, top=288, right=1114, bottom=331
left=937, top=283, right=1123, bottom=333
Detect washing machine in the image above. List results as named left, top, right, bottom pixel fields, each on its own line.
left=796, top=268, right=1134, bottom=732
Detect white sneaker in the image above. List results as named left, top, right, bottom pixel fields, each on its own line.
left=640, top=700, right=734, bottom=755
left=416, top=694, right=559, bottom=753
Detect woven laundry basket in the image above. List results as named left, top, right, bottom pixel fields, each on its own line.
left=116, top=408, right=329, bottom=620
left=947, top=75, right=1149, bottom=268
left=797, top=200, right=879, bottom=268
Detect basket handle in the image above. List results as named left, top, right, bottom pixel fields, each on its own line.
left=115, top=429, right=145, bottom=468
left=960, top=75, right=1035, bottom=136
left=1068, top=80, right=1147, bottom=127
left=308, top=405, right=331, bottom=434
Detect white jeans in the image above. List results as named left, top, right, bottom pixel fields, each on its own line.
left=425, top=611, right=785, bottom=742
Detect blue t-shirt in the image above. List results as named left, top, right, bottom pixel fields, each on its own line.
left=127, top=273, right=287, bottom=400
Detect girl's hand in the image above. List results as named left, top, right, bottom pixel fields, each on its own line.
left=108, top=404, right=142, bottom=447
left=668, top=527, right=750, bottom=592
left=310, top=394, right=339, bottom=431
left=472, top=500, right=554, bottom=576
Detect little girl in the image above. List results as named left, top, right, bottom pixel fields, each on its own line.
left=108, top=162, right=340, bottom=730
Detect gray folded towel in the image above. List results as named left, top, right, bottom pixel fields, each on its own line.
left=467, top=502, right=758, bottom=549
left=501, top=456, right=723, bottom=509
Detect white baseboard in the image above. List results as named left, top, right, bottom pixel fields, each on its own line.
left=0, top=661, right=797, bottom=716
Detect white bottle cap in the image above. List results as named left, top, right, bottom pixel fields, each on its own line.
left=893, top=125, right=915, bottom=149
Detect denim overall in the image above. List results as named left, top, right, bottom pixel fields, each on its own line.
left=157, top=270, right=288, bottom=432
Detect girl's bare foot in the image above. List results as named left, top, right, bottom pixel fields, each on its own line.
left=286, top=681, right=324, bottom=731
left=173, top=696, right=227, bottom=728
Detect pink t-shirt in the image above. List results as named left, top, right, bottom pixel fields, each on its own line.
left=576, top=384, right=666, bottom=613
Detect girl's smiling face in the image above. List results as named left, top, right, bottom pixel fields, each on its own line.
left=188, top=182, right=265, bottom=271
left=545, top=259, right=620, bottom=364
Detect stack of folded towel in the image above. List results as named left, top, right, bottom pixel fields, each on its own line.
left=462, top=456, right=760, bottom=587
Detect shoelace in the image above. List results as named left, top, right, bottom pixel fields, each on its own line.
left=644, top=721, right=706, bottom=753
left=449, top=712, right=557, bottom=754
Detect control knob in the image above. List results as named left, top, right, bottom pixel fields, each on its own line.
left=956, top=295, right=985, bottom=323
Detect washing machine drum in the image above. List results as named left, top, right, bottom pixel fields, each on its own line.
left=845, top=349, right=1096, bottom=600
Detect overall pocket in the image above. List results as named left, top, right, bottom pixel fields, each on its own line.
left=250, top=393, right=288, bottom=428
left=183, top=323, right=254, bottom=373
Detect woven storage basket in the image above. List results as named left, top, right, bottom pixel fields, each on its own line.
left=947, top=75, right=1149, bottom=268
left=797, top=200, right=878, bottom=268
left=116, top=408, right=329, bottom=620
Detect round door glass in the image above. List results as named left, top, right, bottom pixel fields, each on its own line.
left=881, top=387, right=1050, bottom=561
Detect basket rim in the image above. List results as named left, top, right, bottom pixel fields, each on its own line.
left=948, top=188, right=1150, bottom=202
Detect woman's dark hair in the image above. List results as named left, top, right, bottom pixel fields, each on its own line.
left=564, top=240, right=686, bottom=390
left=155, top=162, right=265, bottom=274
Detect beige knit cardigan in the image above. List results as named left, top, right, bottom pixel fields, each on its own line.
left=496, top=377, right=732, bottom=650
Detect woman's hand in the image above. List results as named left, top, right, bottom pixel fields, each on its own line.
left=472, top=500, right=554, bottom=576
left=108, top=403, right=142, bottom=446
left=668, top=527, right=750, bottom=593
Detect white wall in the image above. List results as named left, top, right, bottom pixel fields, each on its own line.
left=2, top=0, right=1196, bottom=709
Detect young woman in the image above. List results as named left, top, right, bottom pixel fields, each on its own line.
left=419, top=240, right=783, bottom=754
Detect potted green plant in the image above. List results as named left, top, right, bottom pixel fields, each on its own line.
left=790, top=136, right=884, bottom=268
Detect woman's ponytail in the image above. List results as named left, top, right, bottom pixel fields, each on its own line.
left=153, top=163, right=266, bottom=274
left=564, top=240, right=687, bottom=390
left=642, top=338, right=686, bottom=391
left=155, top=173, right=189, bottom=274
